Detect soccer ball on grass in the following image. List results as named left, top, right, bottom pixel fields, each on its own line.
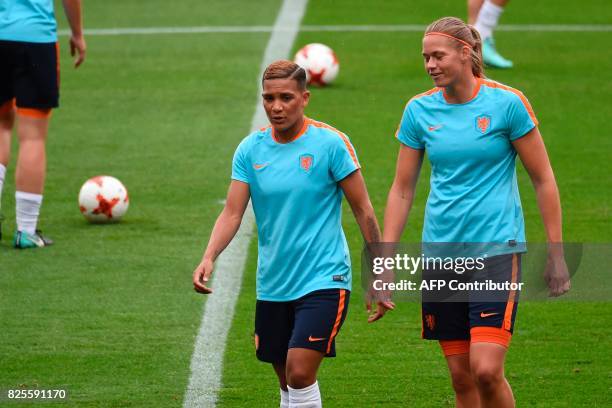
left=78, top=176, right=129, bottom=223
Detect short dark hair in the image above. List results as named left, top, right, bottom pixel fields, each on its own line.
left=262, top=60, right=307, bottom=90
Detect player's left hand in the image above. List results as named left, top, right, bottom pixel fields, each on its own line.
left=366, top=265, right=395, bottom=322
left=69, top=33, right=86, bottom=68
left=193, top=258, right=214, bottom=294
left=366, top=298, right=395, bottom=323
left=544, top=251, right=571, bottom=297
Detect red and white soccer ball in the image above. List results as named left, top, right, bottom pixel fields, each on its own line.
left=294, top=43, right=339, bottom=86
left=78, top=176, right=129, bottom=223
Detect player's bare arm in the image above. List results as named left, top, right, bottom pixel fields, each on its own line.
left=383, top=145, right=424, bottom=242
left=61, top=0, right=86, bottom=67
left=338, top=169, right=395, bottom=322
left=512, top=127, right=570, bottom=297
left=193, top=180, right=250, bottom=294
left=339, top=169, right=380, bottom=243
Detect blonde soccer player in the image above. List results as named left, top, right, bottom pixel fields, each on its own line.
left=383, top=17, right=569, bottom=408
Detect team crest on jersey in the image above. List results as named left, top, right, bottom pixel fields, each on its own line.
left=425, top=314, right=436, bottom=331
left=475, top=115, right=492, bottom=134
left=299, top=154, right=314, bottom=173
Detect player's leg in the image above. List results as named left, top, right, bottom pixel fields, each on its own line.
left=470, top=342, right=514, bottom=407
left=468, top=253, right=520, bottom=407
left=13, top=110, right=51, bottom=245
left=12, top=41, right=58, bottom=248
left=272, top=362, right=290, bottom=408
left=254, top=299, right=294, bottom=408
left=285, top=348, right=325, bottom=407
left=467, top=0, right=485, bottom=24
left=474, top=0, right=513, bottom=68
left=0, top=100, right=14, bottom=240
left=422, top=294, right=474, bottom=406
left=440, top=341, right=481, bottom=408
left=15, top=112, right=49, bottom=195
left=0, top=40, right=17, bottom=240
left=0, top=100, right=14, bottom=167
left=286, top=288, right=350, bottom=407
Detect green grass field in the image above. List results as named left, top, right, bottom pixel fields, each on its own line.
left=1, top=0, right=611, bottom=406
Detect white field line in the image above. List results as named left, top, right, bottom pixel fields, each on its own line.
left=181, top=1, right=308, bottom=407
left=58, top=24, right=612, bottom=36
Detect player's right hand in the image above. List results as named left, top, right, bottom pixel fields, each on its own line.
left=70, top=33, right=86, bottom=68
left=544, top=252, right=571, bottom=297
left=193, top=258, right=214, bottom=294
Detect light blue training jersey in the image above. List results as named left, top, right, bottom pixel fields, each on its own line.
left=0, top=0, right=57, bottom=43
left=396, top=78, right=538, bottom=250
left=232, top=118, right=360, bottom=301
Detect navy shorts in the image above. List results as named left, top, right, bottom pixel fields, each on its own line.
left=255, top=288, right=350, bottom=363
left=422, top=253, right=521, bottom=346
left=0, top=40, right=59, bottom=109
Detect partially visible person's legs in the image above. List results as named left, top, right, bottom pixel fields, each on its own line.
left=473, top=0, right=511, bottom=40
left=285, top=289, right=349, bottom=408
left=0, top=40, right=17, bottom=241
left=468, top=0, right=485, bottom=24
left=470, top=341, right=515, bottom=408
left=469, top=0, right=514, bottom=68
left=0, top=100, right=15, bottom=238
left=285, top=348, right=325, bottom=408
left=467, top=253, right=519, bottom=407
left=0, top=100, right=14, bottom=167
left=15, top=111, right=49, bottom=195
left=441, top=341, right=481, bottom=408
left=255, top=299, right=294, bottom=407
left=273, top=361, right=290, bottom=408
left=13, top=110, right=51, bottom=246
left=10, top=41, right=58, bottom=248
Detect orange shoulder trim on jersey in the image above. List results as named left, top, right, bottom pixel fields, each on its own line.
left=0, top=99, right=15, bottom=115
left=271, top=118, right=310, bottom=143
left=309, top=118, right=360, bottom=167
left=480, top=79, right=539, bottom=126
left=408, top=87, right=442, bottom=105
left=259, top=125, right=272, bottom=132
left=395, top=88, right=443, bottom=140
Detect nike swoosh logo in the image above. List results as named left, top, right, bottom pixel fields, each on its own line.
left=308, top=335, right=326, bottom=342
left=480, top=312, right=499, bottom=318
left=253, top=163, right=269, bottom=170
left=428, top=124, right=443, bottom=131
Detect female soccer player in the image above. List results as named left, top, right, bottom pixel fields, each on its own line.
left=383, top=17, right=569, bottom=408
left=0, top=0, right=86, bottom=248
left=193, top=60, right=386, bottom=408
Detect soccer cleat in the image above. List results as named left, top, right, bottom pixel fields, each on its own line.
left=482, top=37, right=513, bottom=69
left=13, top=230, right=54, bottom=249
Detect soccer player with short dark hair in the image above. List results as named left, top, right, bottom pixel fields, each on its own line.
left=193, top=60, right=388, bottom=408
